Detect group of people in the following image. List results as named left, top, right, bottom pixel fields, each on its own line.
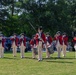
left=30, top=26, right=69, bottom=61
left=0, top=33, right=26, bottom=58
left=0, top=26, right=76, bottom=62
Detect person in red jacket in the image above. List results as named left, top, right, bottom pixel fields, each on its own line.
left=54, top=31, right=63, bottom=58
left=72, top=34, right=76, bottom=50
left=46, top=32, right=53, bottom=58
left=30, top=35, right=38, bottom=59
left=11, top=33, right=19, bottom=57
left=62, top=32, right=68, bottom=57
left=35, top=26, right=46, bottom=61
left=0, top=33, right=6, bottom=58
left=19, top=33, right=26, bottom=58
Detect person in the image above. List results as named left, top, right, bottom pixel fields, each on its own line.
left=35, top=26, right=46, bottom=61
left=72, top=34, right=76, bottom=50
left=19, top=33, right=26, bottom=58
left=46, top=32, right=53, bottom=58
left=62, top=32, right=68, bottom=57
left=11, top=33, right=19, bottom=57
left=30, top=35, right=38, bottom=59
left=0, top=33, right=6, bottom=58
left=54, top=31, right=63, bottom=58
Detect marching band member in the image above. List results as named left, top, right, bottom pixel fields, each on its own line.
left=30, top=35, right=38, bottom=59
left=72, top=34, right=76, bottom=50
left=11, top=33, right=19, bottom=57
left=35, top=26, right=46, bottom=61
left=46, top=32, right=53, bottom=58
left=0, top=33, right=6, bottom=58
left=62, top=32, right=68, bottom=57
left=20, top=33, right=26, bottom=58
left=54, top=31, right=63, bottom=58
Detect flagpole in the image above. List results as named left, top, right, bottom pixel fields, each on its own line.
left=28, top=22, right=37, bottom=32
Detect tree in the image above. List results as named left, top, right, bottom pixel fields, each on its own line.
left=0, top=0, right=76, bottom=38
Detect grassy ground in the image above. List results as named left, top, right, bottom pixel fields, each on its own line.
left=0, top=51, right=76, bottom=75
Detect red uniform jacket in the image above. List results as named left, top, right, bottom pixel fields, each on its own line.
left=20, top=37, right=26, bottom=46
left=11, top=37, right=19, bottom=46
left=62, top=36, right=68, bottom=45
left=30, top=39, right=36, bottom=48
left=54, top=35, right=63, bottom=45
left=2, top=38, right=6, bottom=47
left=72, top=37, right=76, bottom=44
left=35, top=32, right=46, bottom=45
left=46, top=36, right=52, bottom=44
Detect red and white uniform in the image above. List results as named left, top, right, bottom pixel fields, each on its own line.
left=72, top=37, right=76, bottom=44
left=46, top=36, right=52, bottom=48
left=54, top=35, right=63, bottom=58
left=20, top=37, right=26, bottom=46
left=11, top=37, right=19, bottom=47
left=72, top=37, right=76, bottom=50
left=46, top=36, right=52, bottom=58
left=62, top=35, right=68, bottom=46
left=30, top=39, right=37, bottom=58
left=35, top=32, right=46, bottom=61
left=30, top=39, right=37, bottom=48
left=54, top=35, right=63, bottom=46
left=0, top=37, right=6, bottom=47
left=35, top=32, right=46, bottom=45
left=19, top=37, right=26, bottom=58
left=0, top=36, right=6, bottom=58
left=0, top=38, right=6, bottom=47
left=11, top=37, right=19, bottom=57
left=62, top=35, right=68, bottom=57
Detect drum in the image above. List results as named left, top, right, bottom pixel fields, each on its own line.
left=47, top=46, right=54, bottom=54
left=33, top=48, right=38, bottom=55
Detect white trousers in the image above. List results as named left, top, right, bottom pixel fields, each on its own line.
left=46, top=48, right=50, bottom=58
left=20, top=42, right=26, bottom=58
left=0, top=44, right=4, bottom=58
left=62, top=44, right=67, bottom=57
left=56, top=44, right=62, bottom=58
left=37, top=41, right=42, bottom=60
left=12, top=42, right=17, bottom=57
left=32, top=48, right=36, bottom=58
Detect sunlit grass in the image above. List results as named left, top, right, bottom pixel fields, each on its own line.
left=0, top=51, right=76, bottom=75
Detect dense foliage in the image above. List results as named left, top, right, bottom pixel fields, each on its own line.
left=0, top=0, right=76, bottom=38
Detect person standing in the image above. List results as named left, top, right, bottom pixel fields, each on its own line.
left=11, top=33, right=19, bottom=57
left=0, top=33, right=6, bottom=58
left=19, top=33, right=26, bottom=58
left=54, top=31, right=63, bottom=58
left=30, top=35, right=38, bottom=59
left=72, top=34, right=76, bottom=50
left=62, top=32, right=68, bottom=57
left=46, top=32, right=53, bottom=58
left=35, top=26, right=46, bottom=61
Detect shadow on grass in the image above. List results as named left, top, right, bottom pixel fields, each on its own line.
left=3, top=57, right=19, bottom=60
left=43, top=57, right=74, bottom=63
left=43, top=57, right=76, bottom=60
left=46, top=60, right=73, bottom=63
left=24, top=57, right=38, bottom=60
left=2, top=56, right=36, bottom=60
left=55, top=57, right=75, bottom=60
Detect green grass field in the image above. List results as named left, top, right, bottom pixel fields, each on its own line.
left=0, top=51, right=76, bottom=75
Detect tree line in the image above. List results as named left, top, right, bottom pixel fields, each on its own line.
left=0, top=0, right=76, bottom=39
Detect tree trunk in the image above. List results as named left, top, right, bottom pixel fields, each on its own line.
left=11, top=0, right=14, bottom=16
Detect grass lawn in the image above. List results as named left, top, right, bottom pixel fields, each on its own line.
left=0, top=51, right=76, bottom=75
